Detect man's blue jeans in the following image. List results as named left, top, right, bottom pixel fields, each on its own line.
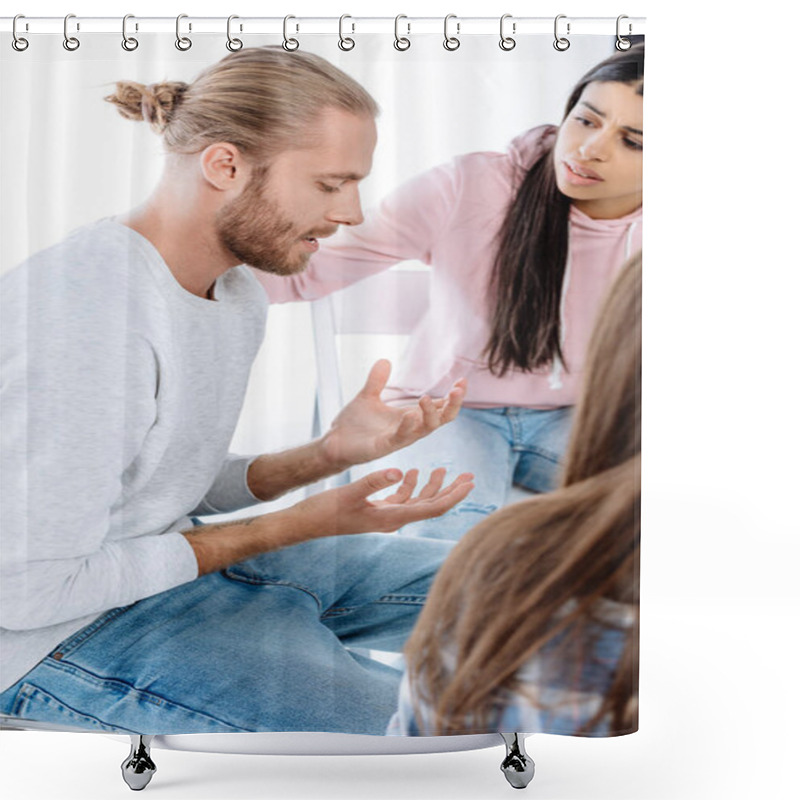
left=0, top=533, right=453, bottom=735
left=353, top=406, right=573, bottom=540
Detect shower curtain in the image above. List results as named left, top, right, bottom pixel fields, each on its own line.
left=1, top=16, right=643, bottom=742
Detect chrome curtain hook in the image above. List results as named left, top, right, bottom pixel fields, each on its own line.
left=499, top=13, right=516, bottom=51
left=338, top=14, right=355, bottom=51
left=616, top=15, right=632, bottom=51
left=553, top=14, right=570, bottom=51
left=12, top=14, right=29, bottom=51
left=226, top=15, right=243, bottom=51
left=443, top=14, right=460, bottom=51
left=122, top=14, right=139, bottom=51
left=282, top=15, right=299, bottom=51
left=63, top=13, right=80, bottom=51
left=394, top=14, right=411, bottom=51
left=176, top=14, right=192, bottom=51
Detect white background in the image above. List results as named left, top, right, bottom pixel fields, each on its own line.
left=1, top=2, right=798, bottom=800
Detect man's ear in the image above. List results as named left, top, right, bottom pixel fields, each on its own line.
left=200, top=142, right=247, bottom=191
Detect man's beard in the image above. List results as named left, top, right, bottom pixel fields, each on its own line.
left=215, top=171, right=314, bottom=276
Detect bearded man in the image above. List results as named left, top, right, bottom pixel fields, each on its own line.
left=0, top=47, right=472, bottom=735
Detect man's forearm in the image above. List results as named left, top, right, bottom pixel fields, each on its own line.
left=246, top=437, right=346, bottom=502
left=186, top=464, right=475, bottom=576
left=182, top=507, right=314, bottom=576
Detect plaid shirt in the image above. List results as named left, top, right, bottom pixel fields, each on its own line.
left=388, top=599, right=636, bottom=737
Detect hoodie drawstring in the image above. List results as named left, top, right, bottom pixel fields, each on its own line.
left=548, top=220, right=638, bottom=391
left=623, top=220, right=638, bottom=261
left=548, top=248, right=573, bottom=390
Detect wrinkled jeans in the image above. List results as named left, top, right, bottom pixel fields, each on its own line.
left=0, top=533, right=453, bottom=735
left=353, top=406, right=573, bottom=540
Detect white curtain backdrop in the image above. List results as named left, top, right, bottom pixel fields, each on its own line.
left=4, top=3, right=800, bottom=799
left=1, top=31, right=613, bottom=515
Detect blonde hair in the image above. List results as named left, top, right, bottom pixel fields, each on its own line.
left=405, top=252, right=642, bottom=735
left=105, top=46, right=378, bottom=161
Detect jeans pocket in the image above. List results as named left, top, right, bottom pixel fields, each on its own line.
left=11, top=682, right=135, bottom=733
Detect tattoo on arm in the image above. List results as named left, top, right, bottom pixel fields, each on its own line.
left=185, top=515, right=261, bottom=535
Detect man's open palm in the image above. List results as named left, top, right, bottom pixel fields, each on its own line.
left=321, top=359, right=466, bottom=468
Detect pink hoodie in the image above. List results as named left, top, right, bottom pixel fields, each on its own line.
left=254, top=125, right=642, bottom=410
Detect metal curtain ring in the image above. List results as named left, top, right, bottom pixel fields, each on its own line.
left=553, top=14, right=570, bottom=51
left=394, top=14, right=411, bottom=51
left=122, top=14, right=139, bottom=51
left=338, top=14, right=355, bottom=51
left=12, top=14, right=29, bottom=51
left=176, top=14, right=192, bottom=51
left=443, top=14, right=460, bottom=51
left=499, top=13, right=516, bottom=51
left=63, top=13, right=80, bottom=51
left=226, top=15, right=243, bottom=51
left=282, top=15, right=299, bottom=51
left=616, top=15, right=632, bottom=51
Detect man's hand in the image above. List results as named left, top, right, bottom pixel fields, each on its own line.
left=320, top=359, right=467, bottom=471
left=293, top=467, right=475, bottom=537
left=184, top=466, right=474, bottom=576
left=244, top=360, right=466, bottom=503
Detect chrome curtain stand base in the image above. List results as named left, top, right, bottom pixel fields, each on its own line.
left=118, top=732, right=534, bottom=791
left=500, top=732, right=536, bottom=789
left=121, top=735, right=156, bottom=791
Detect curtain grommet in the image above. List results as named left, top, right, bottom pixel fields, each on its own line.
left=499, top=14, right=516, bottom=51
left=338, top=15, right=355, bottom=51
left=121, top=14, right=139, bottom=51
left=63, top=14, right=80, bottom=51
left=12, top=14, right=29, bottom=51
left=175, top=14, right=192, bottom=51
left=394, top=15, right=411, bottom=51
left=553, top=14, right=570, bottom=51
left=282, top=15, right=300, bottom=51
left=615, top=15, right=632, bottom=51
left=226, top=15, right=243, bottom=51
left=443, top=14, right=460, bottom=51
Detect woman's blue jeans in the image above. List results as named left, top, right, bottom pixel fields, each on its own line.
left=0, top=532, right=453, bottom=735
left=353, top=406, right=573, bottom=540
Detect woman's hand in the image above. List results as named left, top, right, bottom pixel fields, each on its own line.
left=320, top=359, right=467, bottom=470
left=293, top=467, right=475, bottom=537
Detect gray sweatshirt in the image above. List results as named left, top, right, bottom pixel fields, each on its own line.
left=0, top=219, right=268, bottom=692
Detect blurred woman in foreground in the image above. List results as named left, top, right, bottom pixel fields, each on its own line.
left=390, top=251, right=642, bottom=737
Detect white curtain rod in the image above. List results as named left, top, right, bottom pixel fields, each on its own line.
left=1, top=16, right=645, bottom=37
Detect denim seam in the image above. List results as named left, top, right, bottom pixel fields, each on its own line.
left=222, top=572, right=323, bottom=613
left=12, top=683, right=138, bottom=733
left=322, top=593, right=427, bottom=617
left=320, top=607, right=353, bottom=618
left=51, top=603, right=137, bottom=658
left=38, top=658, right=254, bottom=732
left=376, top=594, right=427, bottom=605
left=510, top=443, right=562, bottom=463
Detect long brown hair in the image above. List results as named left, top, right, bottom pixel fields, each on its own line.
left=405, top=251, right=642, bottom=735
left=484, top=43, right=644, bottom=376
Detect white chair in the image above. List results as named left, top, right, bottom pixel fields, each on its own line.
left=310, top=268, right=431, bottom=438
left=308, top=265, right=534, bottom=504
